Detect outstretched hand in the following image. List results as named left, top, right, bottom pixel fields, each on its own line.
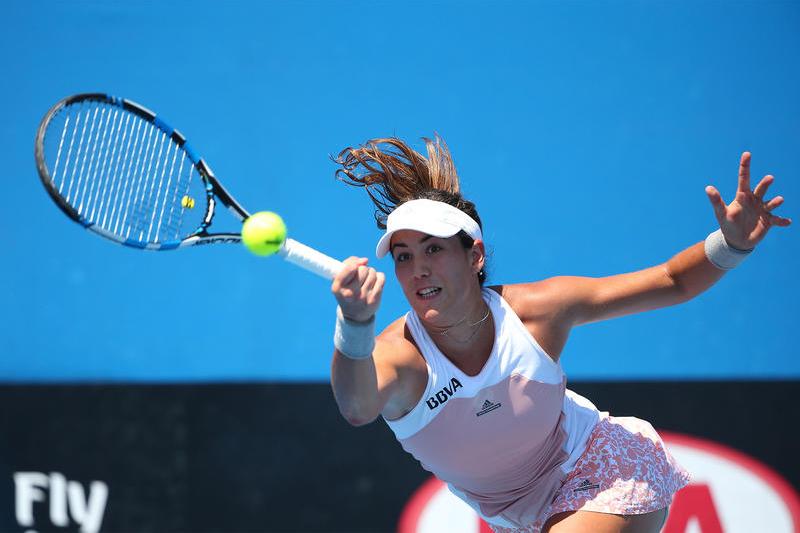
left=705, top=152, right=791, bottom=250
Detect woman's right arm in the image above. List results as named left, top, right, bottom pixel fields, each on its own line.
left=331, top=341, right=402, bottom=426
left=330, top=256, right=400, bottom=426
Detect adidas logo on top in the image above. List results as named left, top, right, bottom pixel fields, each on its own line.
left=476, top=399, right=502, bottom=417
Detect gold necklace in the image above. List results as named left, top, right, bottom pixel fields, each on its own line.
left=438, top=305, right=491, bottom=343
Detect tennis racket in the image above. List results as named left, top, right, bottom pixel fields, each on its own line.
left=35, top=93, right=343, bottom=279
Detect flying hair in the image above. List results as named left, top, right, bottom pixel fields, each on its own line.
left=334, top=134, right=487, bottom=284
left=334, top=135, right=463, bottom=229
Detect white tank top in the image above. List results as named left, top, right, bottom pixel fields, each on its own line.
left=384, top=288, right=604, bottom=528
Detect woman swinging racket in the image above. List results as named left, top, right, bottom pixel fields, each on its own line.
left=329, top=137, right=790, bottom=533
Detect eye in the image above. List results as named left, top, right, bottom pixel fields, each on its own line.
left=394, top=251, right=411, bottom=263
left=426, top=244, right=442, bottom=254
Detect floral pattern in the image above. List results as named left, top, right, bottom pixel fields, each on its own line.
left=490, top=416, right=690, bottom=533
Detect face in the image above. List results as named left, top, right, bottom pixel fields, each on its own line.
left=390, top=229, right=485, bottom=325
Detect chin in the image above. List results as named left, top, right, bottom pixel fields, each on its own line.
left=418, top=308, right=442, bottom=322
left=412, top=302, right=452, bottom=329
left=405, top=295, right=438, bottom=319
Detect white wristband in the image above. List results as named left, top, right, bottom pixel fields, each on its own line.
left=334, top=306, right=376, bottom=359
left=704, top=229, right=753, bottom=270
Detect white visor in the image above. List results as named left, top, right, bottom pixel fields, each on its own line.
left=375, top=199, right=482, bottom=258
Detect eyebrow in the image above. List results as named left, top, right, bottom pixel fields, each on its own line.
left=389, top=234, right=435, bottom=254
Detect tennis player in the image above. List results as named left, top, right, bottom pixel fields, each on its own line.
left=328, top=136, right=790, bottom=533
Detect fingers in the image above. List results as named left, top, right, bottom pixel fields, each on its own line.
left=331, top=257, right=369, bottom=299
left=355, top=264, right=372, bottom=298
left=331, top=256, right=386, bottom=318
left=764, top=195, right=784, bottom=212
left=355, top=269, right=385, bottom=306
left=705, top=185, right=727, bottom=219
left=753, top=175, right=774, bottom=200
left=356, top=266, right=386, bottom=306
left=770, top=214, right=792, bottom=227
left=710, top=152, right=791, bottom=233
left=752, top=170, right=790, bottom=227
left=737, top=151, right=751, bottom=194
left=764, top=195, right=791, bottom=226
left=366, top=272, right=386, bottom=307
left=343, top=265, right=369, bottom=300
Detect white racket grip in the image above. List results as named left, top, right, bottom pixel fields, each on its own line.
left=278, top=238, right=344, bottom=280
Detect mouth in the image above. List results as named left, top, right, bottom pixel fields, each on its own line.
left=416, top=287, right=442, bottom=300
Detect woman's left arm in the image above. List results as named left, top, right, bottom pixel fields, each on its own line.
left=547, top=152, right=791, bottom=327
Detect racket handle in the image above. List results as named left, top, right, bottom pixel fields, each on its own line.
left=279, top=238, right=344, bottom=280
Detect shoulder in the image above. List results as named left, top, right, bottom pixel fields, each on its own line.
left=376, top=315, right=419, bottom=359
left=490, top=280, right=581, bottom=361
left=490, top=279, right=575, bottom=323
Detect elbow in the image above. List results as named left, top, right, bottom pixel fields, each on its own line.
left=336, top=396, right=380, bottom=427
left=343, top=415, right=376, bottom=427
left=339, top=407, right=378, bottom=427
left=664, top=265, right=694, bottom=304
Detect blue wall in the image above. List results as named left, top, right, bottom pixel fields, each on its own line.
left=2, top=1, right=798, bottom=381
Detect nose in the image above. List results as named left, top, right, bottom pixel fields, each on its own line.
left=413, top=257, right=430, bottom=279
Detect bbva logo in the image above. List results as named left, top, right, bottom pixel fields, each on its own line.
left=425, top=377, right=463, bottom=410
left=397, top=432, right=800, bottom=533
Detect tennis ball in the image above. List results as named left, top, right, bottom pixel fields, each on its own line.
left=241, top=211, right=287, bottom=256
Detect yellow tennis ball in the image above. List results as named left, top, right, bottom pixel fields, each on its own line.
left=241, top=211, right=287, bottom=256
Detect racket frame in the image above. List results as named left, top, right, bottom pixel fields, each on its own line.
left=35, top=93, right=250, bottom=250
left=36, top=93, right=344, bottom=279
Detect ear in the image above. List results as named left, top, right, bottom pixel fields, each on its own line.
left=470, top=239, right=486, bottom=274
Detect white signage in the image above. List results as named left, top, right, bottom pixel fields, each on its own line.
left=14, top=472, right=108, bottom=533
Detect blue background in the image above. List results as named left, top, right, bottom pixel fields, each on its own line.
left=2, top=1, right=798, bottom=382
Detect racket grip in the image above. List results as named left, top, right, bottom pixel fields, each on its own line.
left=279, top=238, right=344, bottom=280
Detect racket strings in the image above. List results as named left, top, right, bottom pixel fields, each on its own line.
left=47, top=100, right=201, bottom=244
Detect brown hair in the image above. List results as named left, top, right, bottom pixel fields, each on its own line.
left=334, top=134, right=487, bottom=283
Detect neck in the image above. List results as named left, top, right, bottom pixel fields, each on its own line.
left=424, top=290, right=491, bottom=345
left=426, top=297, right=495, bottom=376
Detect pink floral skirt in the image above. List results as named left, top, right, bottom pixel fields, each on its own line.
left=491, top=416, right=691, bottom=533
